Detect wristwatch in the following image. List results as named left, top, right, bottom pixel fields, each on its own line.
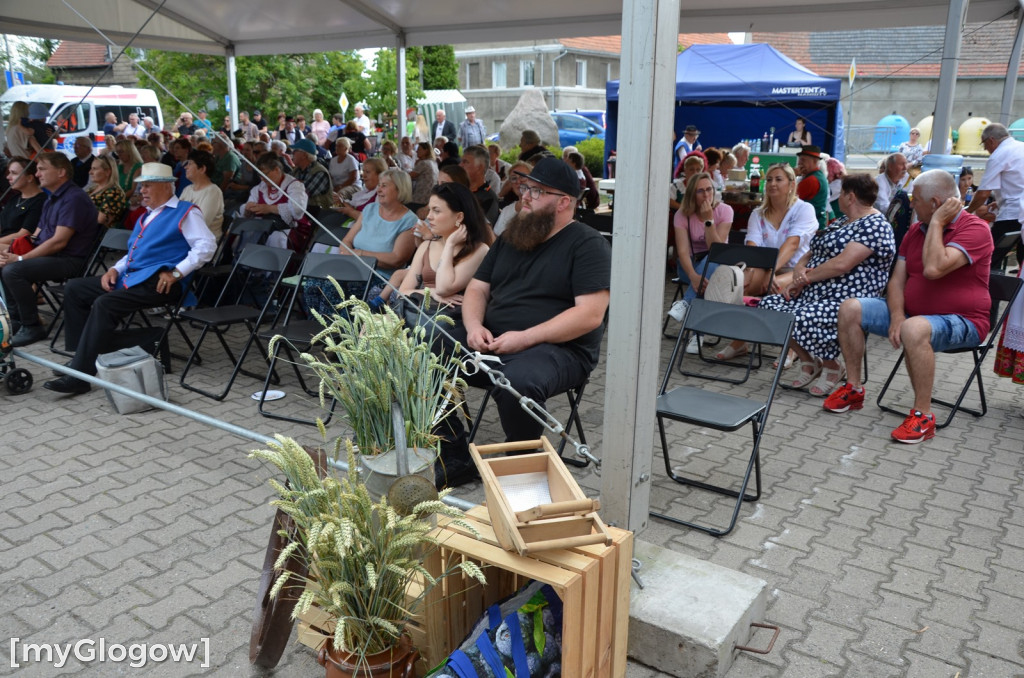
left=704, top=220, right=714, bottom=228
left=170, top=269, right=182, bottom=280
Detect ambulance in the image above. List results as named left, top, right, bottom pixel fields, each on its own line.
left=1, top=84, right=164, bottom=156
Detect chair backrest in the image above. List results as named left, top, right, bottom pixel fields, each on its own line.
left=231, top=217, right=283, bottom=237
left=706, top=242, right=779, bottom=270
left=984, top=272, right=1023, bottom=342
left=991, top=230, right=1020, bottom=271
left=661, top=299, right=795, bottom=394
left=310, top=223, right=351, bottom=247
left=82, top=227, right=132, bottom=277
left=300, top=252, right=376, bottom=285
left=213, top=244, right=294, bottom=307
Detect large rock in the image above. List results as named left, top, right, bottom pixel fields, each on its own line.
left=498, top=89, right=559, bottom=149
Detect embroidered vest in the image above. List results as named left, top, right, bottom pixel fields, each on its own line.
left=120, top=201, right=196, bottom=289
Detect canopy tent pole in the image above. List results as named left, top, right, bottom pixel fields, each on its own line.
left=999, top=2, right=1024, bottom=125
left=396, top=32, right=407, bottom=142
left=599, top=0, right=680, bottom=532
left=227, top=48, right=238, bottom=131
left=932, top=0, right=968, bottom=153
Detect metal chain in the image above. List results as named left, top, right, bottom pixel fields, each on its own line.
left=462, top=353, right=601, bottom=468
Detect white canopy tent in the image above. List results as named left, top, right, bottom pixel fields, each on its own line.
left=4, top=0, right=1021, bottom=533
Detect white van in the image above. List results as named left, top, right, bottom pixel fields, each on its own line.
left=0, top=84, right=164, bottom=156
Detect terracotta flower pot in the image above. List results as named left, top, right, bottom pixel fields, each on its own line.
left=316, top=635, right=418, bottom=678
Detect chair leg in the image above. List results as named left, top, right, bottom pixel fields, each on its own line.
left=931, top=349, right=987, bottom=429
left=467, top=388, right=493, bottom=443
left=661, top=281, right=685, bottom=339
left=555, top=385, right=589, bottom=468
left=650, top=416, right=763, bottom=537
left=875, top=351, right=907, bottom=417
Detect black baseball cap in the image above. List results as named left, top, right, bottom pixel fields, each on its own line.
left=515, top=157, right=581, bottom=199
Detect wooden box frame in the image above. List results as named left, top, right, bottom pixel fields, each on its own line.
left=469, top=438, right=612, bottom=555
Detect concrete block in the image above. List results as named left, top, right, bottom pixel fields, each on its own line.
left=628, top=539, right=768, bottom=678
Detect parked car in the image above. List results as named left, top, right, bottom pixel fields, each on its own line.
left=554, top=109, right=606, bottom=129
left=550, top=112, right=605, bottom=148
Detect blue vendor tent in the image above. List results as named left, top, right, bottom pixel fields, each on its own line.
left=606, top=43, right=845, bottom=168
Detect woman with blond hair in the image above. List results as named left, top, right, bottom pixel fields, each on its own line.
left=309, top=109, right=330, bottom=146
left=715, top=163, right=818, bottom=361
left=85, top=155, right=126, bottom=228
left=5, top=102, right=40, bottom=157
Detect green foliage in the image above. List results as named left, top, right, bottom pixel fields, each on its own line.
left=3, top=37, right=57, bottom=85
left=344, top=49, right=424, bottom=130
left=138, top=49, right=365, bottom=120
left=250, top=437, right=486, bottom=659
left=499, top=145, right=522, bottom=165
left=420, top=46, right=458, bottom=90
left=576, top=137, right=606, bottom=178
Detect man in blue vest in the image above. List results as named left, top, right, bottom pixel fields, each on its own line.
left=44, top=163, right=217, bottom=395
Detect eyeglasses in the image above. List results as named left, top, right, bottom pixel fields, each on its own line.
left=520, top=184, right=567, bottom=200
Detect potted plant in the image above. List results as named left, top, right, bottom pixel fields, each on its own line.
left=251, top=435, right=486, bottom=677
left=274, top=290, right=463, bottom=496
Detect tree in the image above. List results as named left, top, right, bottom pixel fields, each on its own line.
left=1, top=36, right=57, bottom=85
left=345, top=49, right=423, bottom=130
left=421, top=46, right=458, bottom=90
left=137, top=49, right=366, bottom=120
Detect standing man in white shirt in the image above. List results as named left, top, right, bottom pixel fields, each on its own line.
left=968, top=122, right=1024, bottom=266
left=122, top=113, right=146, bottom=139
left=352, top=104, right=372, bottom=136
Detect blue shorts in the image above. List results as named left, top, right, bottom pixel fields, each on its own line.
left=856, top=298, right=980, bottom=352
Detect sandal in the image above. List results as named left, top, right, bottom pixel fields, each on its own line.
left=783, top=358, right=822, bottom=390
left=773, top=350, right=795, bottom=370
left=809, top=361, right=846, bottom=397
left=715, top=342, right=750, bottom=361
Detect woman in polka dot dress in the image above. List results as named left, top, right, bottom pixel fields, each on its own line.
left=760, top=174, right=896, bottom=396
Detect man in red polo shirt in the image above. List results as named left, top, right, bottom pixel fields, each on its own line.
left=823, top=170, right=993, bottom=443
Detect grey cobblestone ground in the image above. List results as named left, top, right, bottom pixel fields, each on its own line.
left=1, top=278, right=1022, bottom=677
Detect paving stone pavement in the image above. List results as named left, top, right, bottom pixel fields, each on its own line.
left=1, top=279, right=1022, bottom=677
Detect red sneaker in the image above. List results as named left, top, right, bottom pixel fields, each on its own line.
left=891, top=410, right=936, bottom=444
left=823, top=382, right=864, bottom=413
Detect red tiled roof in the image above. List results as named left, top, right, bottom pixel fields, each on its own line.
left=559, top=33, right=732, bottom=54
left=754, top=21, right=1024, bottom=79
left=47, top=40, right=110, bottom=68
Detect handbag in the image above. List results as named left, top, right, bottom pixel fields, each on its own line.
left=429, top=581, right=563, bottom=678
left=9, top=235, right=34, bottom=256
left=703, top=262, right=746, bottom=305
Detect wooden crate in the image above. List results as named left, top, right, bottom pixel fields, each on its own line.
left=419, top=506, right=633, bottom=678
left=296, top=507, right=633, bottom=678
left=469, top=438, right=612, bottom=556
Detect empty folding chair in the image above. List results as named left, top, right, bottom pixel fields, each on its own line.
left=678, top=242, right=780, bottom=384
left=651, top=299, right=795, bottom=536
left=256, top=252, right=377, bottom=425
left=876, top=273, right=1023, bottom=429
left=178, top=244, right=294, bottom=401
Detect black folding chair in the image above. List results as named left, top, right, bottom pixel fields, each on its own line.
left=256, top=253, right=376, bottom=425
left=678, top=243, right=780, bottom=384
left=36, top=225, right=109, bottom=337
left=651, top=299, right=795, bottom=536
left=48, top=227, right=132, bottom=354
left=466, top=378, right=592, bottom=468
left=192, top=217, right=282, bottom=303
left=991, top=230, right=1020, bottom=274
left=876, top=273, right=1023, bottom=429
left=178, top=244, right=294, bottom=401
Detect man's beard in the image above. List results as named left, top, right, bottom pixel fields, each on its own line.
left=503, top=205, right=556, bottom=251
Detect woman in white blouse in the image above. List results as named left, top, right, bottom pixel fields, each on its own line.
left=744, top=163, right=818, bottom=295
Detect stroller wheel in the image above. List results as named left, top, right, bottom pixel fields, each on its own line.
left=5, top=368, right=33, bottom=395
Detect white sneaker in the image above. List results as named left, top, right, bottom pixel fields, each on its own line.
left=667, top=299, right=689, bottom=323
left=686, top=334, right=701, bottom=354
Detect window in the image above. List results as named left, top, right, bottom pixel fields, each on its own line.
left=521, top=60, right=535, bottom=87
left=493, top=62, right=507, bottom=89
left=467, top=62, right=480, bottom=90
left=575, top=60, right=587, bottom=88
